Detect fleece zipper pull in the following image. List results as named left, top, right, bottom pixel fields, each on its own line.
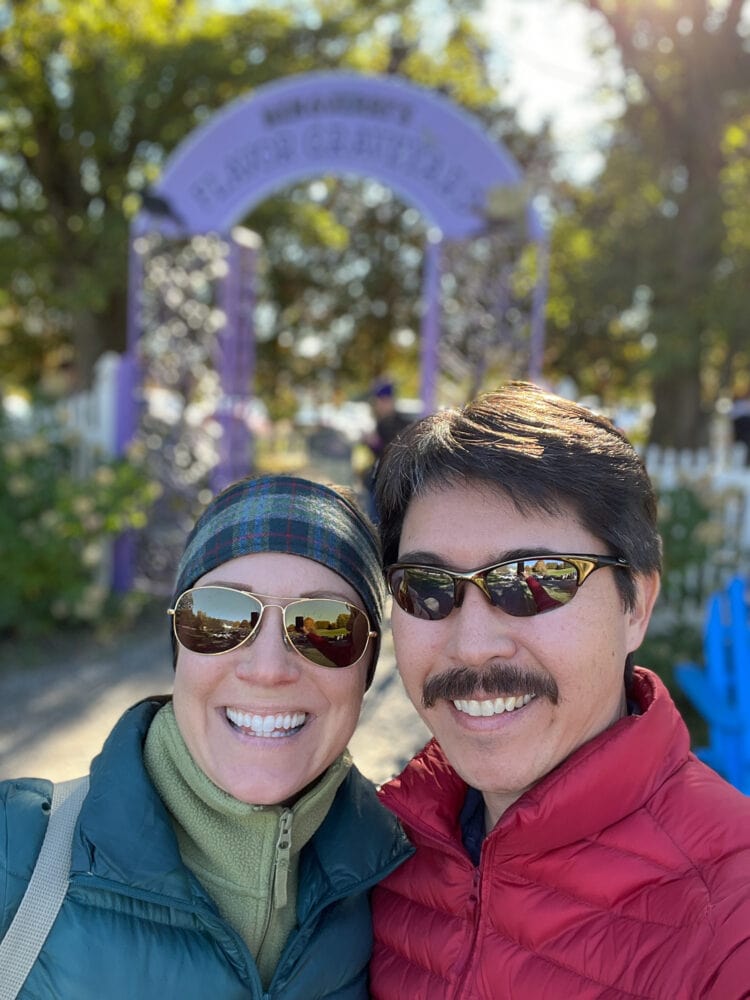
left=273, top=809, right=293, bottom=909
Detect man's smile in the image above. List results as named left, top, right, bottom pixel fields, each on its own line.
left=452, top=693, right=536, bottom=717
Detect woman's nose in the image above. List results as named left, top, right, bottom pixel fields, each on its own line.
left=445, top=581, right=519, bottom=665
left=233, top=608, right=302, bottom=684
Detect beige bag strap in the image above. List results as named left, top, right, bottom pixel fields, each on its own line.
left=0, top=775, right=89, bottom=1000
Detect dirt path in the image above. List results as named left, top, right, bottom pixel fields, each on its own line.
left=0, top=610, right=429, bottom=786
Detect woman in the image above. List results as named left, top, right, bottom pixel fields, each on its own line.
left=0, top=474, right=412, bottom=999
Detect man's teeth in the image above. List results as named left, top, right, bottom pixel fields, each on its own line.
left=226, top=708, right=307, bottom=737
left=452, top=694, right=536, bottom=717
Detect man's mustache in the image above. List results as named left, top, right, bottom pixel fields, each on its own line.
left=422, top=663, right=559, bottom=709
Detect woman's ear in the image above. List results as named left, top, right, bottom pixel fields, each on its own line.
left=626, top=571, right=661, bottom=651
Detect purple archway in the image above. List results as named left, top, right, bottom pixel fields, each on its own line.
left=149, top=71, right=539, bottom=239
left=116, top=71, right=546, bottom=588
left=121, top=69, right=546, bottom=439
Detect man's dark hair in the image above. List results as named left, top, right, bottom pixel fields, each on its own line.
left=374, top=382, right=662, bottom=683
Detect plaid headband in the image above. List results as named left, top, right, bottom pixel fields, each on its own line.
left=173, top=475, right=386, bottom=684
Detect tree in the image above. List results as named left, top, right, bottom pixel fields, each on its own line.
left=1, top=0, right=297, bottom=390
left=0, top=0, right=547, bottom=403
left=551, top=0, right=750, bottom=446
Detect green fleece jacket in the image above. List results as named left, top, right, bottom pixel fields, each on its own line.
left=143, top=703, right=349, bottom=988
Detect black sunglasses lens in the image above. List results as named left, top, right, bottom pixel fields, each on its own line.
left=486, top=558, right=579, bottom=616
left=390, top=567, right=455, bottom=620
left=284, top=599, right=370, bottom=668
left=175, top=587, right=261, bottom=653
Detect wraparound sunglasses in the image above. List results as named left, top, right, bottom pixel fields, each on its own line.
left=386, top=554, right=629, bottom=621
left=169, top=585, right=376, bottom=668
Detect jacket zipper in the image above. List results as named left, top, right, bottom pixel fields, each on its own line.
left=257, top=808, right=294, bottom=952
left=453, top=864, right=484, bottom=998
left=272, top=809, right=293, bottom=909
left=381, top=787, right=488, bottom=999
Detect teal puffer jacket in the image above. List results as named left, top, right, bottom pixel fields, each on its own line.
left=0, top=697, right=412, bottom=999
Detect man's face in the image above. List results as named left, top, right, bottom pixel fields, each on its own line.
left=391, top=481, right=658, bottom=826
left=373, top=394, right=395, bottom=418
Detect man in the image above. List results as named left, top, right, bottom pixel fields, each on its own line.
left=369, top=382, right=750, bottom=999
left=360, top=378, right=413, bottom=520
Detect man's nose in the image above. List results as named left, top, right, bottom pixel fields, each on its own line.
left=233, top=607, right=302, bottom=684
left=445, top=581, right=519, bottom=665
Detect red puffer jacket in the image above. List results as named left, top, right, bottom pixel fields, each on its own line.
left=371, top=669, right=750, bottom=999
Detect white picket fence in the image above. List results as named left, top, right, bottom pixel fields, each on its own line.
left=6, top=352, right=121, bottom=475
left=643, top=441, right=750, bottom=548
left=641, top=442, right=750, bottom=625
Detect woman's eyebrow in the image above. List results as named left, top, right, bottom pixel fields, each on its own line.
left=198, top=581, right=356, bottom=603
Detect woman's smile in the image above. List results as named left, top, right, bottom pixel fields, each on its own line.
left=224, top=706, right=308, bottom=738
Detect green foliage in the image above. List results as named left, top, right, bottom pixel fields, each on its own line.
left=1, top=0, right=303, bottom=388
left=657, top=485, right=712, bottom=603
left=0, top=0, right=544, bottom=402
left=640, top=483, right=710, bottom=744
left=0, top=423, right=161, bottom=635
left=655, top=480, right=745, bottom=612
left=643, top=479, right=747, bottom=746
left=548, top=1, right=750, bottom=445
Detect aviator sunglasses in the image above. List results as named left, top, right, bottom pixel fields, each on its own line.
left=169, top=585, right=377, bottom=669
left=386, top=554, right=629, bottom=621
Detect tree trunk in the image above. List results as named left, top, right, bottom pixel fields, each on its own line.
left=649, top=366, right=707, bottom=448
left=68, top=287, right=127, bottom=389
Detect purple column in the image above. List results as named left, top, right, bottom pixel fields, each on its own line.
left=236, top=229, right=259, bottom=469
left=212, top=228, right=260, bottom=493
left=419, top=233, right=442, bottom=416
left=212, top=234, right=240, bottom=494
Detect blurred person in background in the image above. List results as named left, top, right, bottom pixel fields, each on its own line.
left=359, top=377, right=413, bottom=521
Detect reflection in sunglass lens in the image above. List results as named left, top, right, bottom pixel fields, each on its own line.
left=284, top=599, right=370, bottom=668
left=390, top=567, right=455, bottom=620
left=490, top=559, right=580, bottom=615
left=483, top=563, right=537, bottom=617
left=173, top=588, right=371, bottom=667
left=174, top=587, right=261, bottom=654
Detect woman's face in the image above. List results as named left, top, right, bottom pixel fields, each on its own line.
left=172, top=552, right=372, bottom=804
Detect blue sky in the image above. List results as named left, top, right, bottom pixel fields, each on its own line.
left=478, top=0, right=621, bottom=177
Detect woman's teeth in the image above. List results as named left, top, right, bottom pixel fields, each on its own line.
left=453, top=693, right=536, bottom=717
left=226, top=708, right=307, bottom=737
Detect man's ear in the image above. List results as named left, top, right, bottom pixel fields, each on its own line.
left=626, top=571, right=661, bottom=651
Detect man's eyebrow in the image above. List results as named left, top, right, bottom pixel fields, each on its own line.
left=394, top=548, right=561, bottom=569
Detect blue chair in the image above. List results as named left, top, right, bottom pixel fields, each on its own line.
left=674, top=576, right=750, bottom=794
